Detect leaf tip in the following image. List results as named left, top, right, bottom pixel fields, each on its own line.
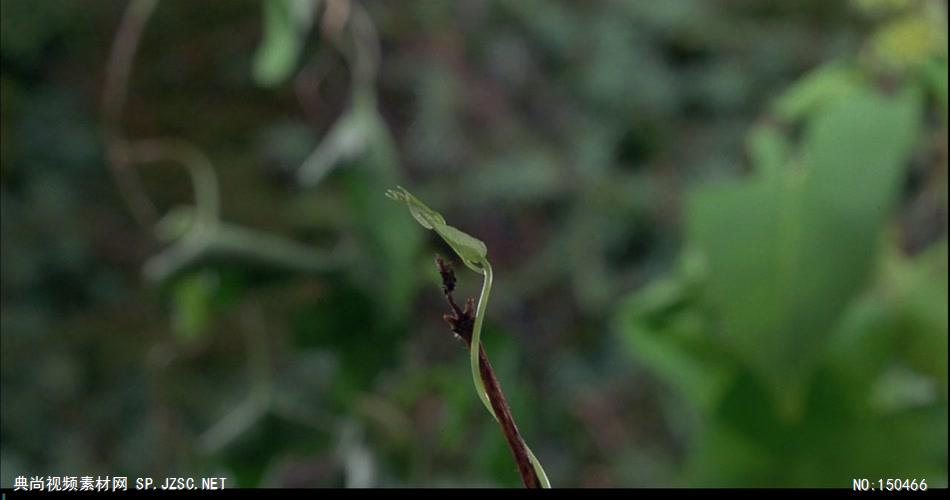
left=385, top=185, right=409, bottom=202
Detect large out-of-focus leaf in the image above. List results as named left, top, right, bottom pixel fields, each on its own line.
left=887, top=239, right=949, bottom=387
left=616, top=271, right=736, bottom=413
left=923, top=59, right=948, bottom=119
left=253, top=0, right=318, bottom=87
left=745, top=124, right=790, bottom=177
left=685, top=368, right=948, bottom=486
left=686, top=88, right=922, bottom=417
left=771, top=64, right=862, bottom=122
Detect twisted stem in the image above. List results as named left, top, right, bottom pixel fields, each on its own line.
left=437, top=257, right=550, bottom=488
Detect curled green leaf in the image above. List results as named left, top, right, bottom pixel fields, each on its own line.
left=386, top=186, right=487, bottom=272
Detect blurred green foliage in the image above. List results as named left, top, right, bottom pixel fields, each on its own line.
left=617, top=0, right=948, bottom=486
left=1, top=0, right=946, bottom=488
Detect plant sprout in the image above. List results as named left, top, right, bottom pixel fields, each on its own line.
left=386, top=186, right=551, bottom=488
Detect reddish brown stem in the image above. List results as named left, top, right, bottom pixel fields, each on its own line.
left=435, top=256, right=542, bottom=489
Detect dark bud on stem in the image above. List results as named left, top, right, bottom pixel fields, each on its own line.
left=436, top=255, right=456, bottom=294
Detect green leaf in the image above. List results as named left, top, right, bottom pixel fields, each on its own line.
left=686, top=88, right=922, bottom=417
left=385, top=186, right=487, bottom=272
left=384, top=186, right=444, bottom=229
left=771, top=64, right=862, bottom=122
left=922, top=59, right=947, bottom=119
left=884, top=239, right=949, bottom=387
left=615, top=273, right=737, bottom=413
left=746, top=124, right=790, bottom=177
left=433, top=224, right=488, bottom=270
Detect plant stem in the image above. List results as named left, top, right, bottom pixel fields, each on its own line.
left=436, top=257, right=550, bottom=489
left=470, top=262, right=495, bottom=418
